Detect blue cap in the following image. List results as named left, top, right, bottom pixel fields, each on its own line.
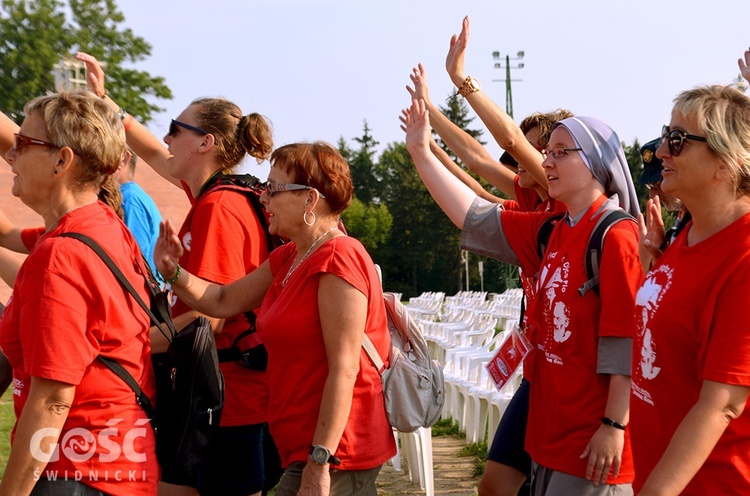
left=638, top=138, right=663, bottom=185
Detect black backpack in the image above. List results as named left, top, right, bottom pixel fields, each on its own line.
left=60, top=232, right=224, bottom=478
left=199, top=172, right=284, bottom=371
left=537, top=209, right=635, bottom=297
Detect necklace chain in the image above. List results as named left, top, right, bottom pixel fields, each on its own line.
left=282, top=225, right=339, bottom=286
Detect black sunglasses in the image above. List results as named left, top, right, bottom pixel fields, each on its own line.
left=13, top=133, right=60, bottom=151
left=169, top=119, right=210, bottom=137
left=661, top=125, right=707, bottom=157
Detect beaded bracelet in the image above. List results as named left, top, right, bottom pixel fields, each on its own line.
left=164, top=264, right=181, bottom=285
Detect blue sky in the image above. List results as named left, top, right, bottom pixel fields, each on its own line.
left=118, top=0, right=749, bottom=179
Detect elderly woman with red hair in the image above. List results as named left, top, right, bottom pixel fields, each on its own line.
left=154, top=141, right=396, bottom=496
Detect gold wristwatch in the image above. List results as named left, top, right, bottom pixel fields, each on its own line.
left=457, top=76, right=481, bottom=97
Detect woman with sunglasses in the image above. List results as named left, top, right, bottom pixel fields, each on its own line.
left=404, top=98, right=642, bottom=495
left=153, top=142, right=397, bottom=496
left=631, top=85, right=750, bottom=495
left=0, top=90, right=158, bottom=495
left=76, top=52, right=276, bottom=496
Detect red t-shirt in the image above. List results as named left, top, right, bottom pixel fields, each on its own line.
left=0, top=202, right=158, bottom=495
left=505, top=179, right=566, bottom=381
left=256, top=236, right=397, bottom=470
left=631, top=214, right=750, bottom=494
left=172, top=183, right=270, bottom=426
left=502, top=195, right=640, bottom=483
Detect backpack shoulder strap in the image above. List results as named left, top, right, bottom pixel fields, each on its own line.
left=58, top=232, right=165, bottom=419
left=202, top=173, right=284, bottom=251
left=536, top=213, right=565, bottom=260
left=578, top=209, right=635, bottom=297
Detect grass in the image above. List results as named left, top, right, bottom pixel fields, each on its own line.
left=457, top=440, right=488, bottom=477
left=431, top=417, right=487, bottom=478
left=0, top=388, right=14, bottom=480
left=430, top=417, right=462, bottom=437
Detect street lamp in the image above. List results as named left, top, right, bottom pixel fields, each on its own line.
left=492, top=50, right=525, bottom=119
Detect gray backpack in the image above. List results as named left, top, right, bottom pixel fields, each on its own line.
left=362, top=292, right=445, bottom=432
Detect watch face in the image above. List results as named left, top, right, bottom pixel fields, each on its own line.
left=311, top=447, right=329, bottom=464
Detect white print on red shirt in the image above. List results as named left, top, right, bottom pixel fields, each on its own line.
left=538, top=254, right=572, bottom=364
left=182, top=231, right=192, bottom=252
left=632, top=265, right=673, bottom=405
left=12, top=377, right=23, bottom=397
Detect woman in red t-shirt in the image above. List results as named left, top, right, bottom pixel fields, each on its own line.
left=0, top=91, right=158, bottom=495
left=76, top=53, right=277, bottom=495
left=633, top=85, right=750, bottom=495
left=404, top=98, right=642, bottom=495
left=153, top=142, right=397, bottom=496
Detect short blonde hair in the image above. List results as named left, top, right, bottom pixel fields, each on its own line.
left=25, top=90, right=125, bottom=188
left=673, top=85, right=750, bottom=196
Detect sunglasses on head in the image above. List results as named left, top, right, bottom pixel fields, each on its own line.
left=541, top=147, right=582, bottom=159
left=169, top=119, right=210, bottom=137
left=13, top=133, right=60, bottom=151
left=661, top=125, right=707, bottom=156
left=263, top=181, right=326, bottom=198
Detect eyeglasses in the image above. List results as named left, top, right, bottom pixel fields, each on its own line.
left=646, top=182, right=662, bottom=191
left=169, top=119, right=210, bottom=137
left=263, top=181, right=326, bottom=198
left=13, top=133, right=60, bottom=151
left=661, top=125, right=707, bottom=156
left=541, top=147, right=582, bottom=159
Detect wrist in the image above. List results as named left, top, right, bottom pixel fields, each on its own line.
left=162, top=264, right=181, bottom=285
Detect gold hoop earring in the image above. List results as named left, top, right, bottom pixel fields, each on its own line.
left=304, top=211, right=316, bottom=226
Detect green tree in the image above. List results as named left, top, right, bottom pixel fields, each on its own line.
left=623, top=138, right=648, bottom=211
left=341, top=197, right=393, bottom=252
left=70, top=0, right=172, bottom=122
left=348, top=120, right=381, bottom=205
left=0, top=0, right=71, bottom=119
left=0, top=0, right=171, bottom=122
left=376, top=142, right=463, bottom=297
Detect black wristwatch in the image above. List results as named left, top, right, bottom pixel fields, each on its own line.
left=309, top=445, right=341, bottom=466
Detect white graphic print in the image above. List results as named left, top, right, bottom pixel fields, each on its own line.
left=552, top=301, right=571, bottom=342
left=539, top=255, right=571, bottom=364
left=183, top=231, right=192, bottom=252
left=635, top=266, right=673, bottom=382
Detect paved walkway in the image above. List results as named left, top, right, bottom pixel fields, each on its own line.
left=376, top=435, right=479, bottom=496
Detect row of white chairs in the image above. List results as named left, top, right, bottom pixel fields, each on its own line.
left=410, top=288, right=525, bottom=446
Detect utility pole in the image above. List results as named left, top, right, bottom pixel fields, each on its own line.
left=492, top=51, right=525, bottom=118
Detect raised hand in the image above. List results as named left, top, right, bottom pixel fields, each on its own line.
left=638, top=196, right=666, bottom=272
left=402, top=99, right=431, bottom=155
left=75, top=52, right=107, bottom=98
left=154, top=219, right=183, bottom=281
left=739, top=46, right=750, bottom=84
left=446, top=16, right=470, bottom=87
left=406, top=64, right=431, bottom=103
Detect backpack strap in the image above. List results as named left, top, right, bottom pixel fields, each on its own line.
left=536, top=213, right=565, bottom=260
left=200, top=172, right=284, bottom=252
left=362, top=334, right=385, bottom=374
left=98, top=355, right=155, bottom=418
left=578, top=209, right=635, bottom=297
left=58, top=232, right=175, bottom=420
